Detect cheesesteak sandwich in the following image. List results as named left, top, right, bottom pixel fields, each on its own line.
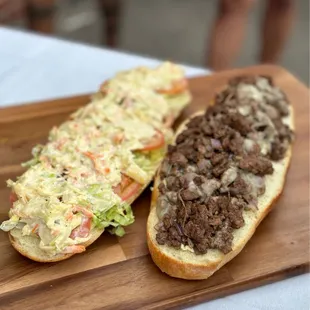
left=147, top=76, right=294, bottom=280
left=0, top=62, right=191, bottom=262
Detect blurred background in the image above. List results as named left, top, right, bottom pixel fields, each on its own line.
left=2, top=0, right=309, bottom=84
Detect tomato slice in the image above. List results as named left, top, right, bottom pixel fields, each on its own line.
left=113, top=174, right=131, bottom=196
left=63, top=245, right=86, bottom=254
left=113, top=174, right=142, bottom=202
left=70, top=216, right=91, bottom=239
left=136, top=129, right=165, bottom=152
left=9, top=192, right=17, bottom=208
left=69, top=206, right=93, bottom=239
left=73, top=206, right=94, bottom=218
left=119, top=182, right=142, bottom=202
left=156, top=79, right=188, bottom=95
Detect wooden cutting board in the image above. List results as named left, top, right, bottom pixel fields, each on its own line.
left=0, top=65, right=309, bottom=310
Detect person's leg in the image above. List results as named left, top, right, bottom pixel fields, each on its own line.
left=260, top=0, right=295, bottom=63
left=98, top=0, right=122, bottom=48
left=207, top=0, right=256, bottom=70
left=0, top=0, right=26, bottom=24
left=26, top=0, right=56, bottom=33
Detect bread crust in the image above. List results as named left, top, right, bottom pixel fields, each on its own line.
left=147, top=109, right=294, bottom=280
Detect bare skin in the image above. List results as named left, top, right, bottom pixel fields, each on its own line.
left=260, top=0, right=296, bottom=63
left=0, top=0, right=55, bottom=33
left=207, top=0, right=296, bottom=70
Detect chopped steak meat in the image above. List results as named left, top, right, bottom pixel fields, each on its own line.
left=170, top=152, right=188, bottom=167
left=270, top=139, right=287, bottom=161
left=222, top=136, right=244, bottom=155
left=239, top=156, right=274, bottom=175
left=197, top=158, right=212, bottom=175
left=158, top=182, right=167, bottom=194
left=211, top=153, right=228, bottom=166
left=155, top=75, right=294, bottom=255
left=229, top=176, right=249, bottom=196
left=224, top=112, right=252, bottom=136
left=212, top=163, right=229, bottom=178
left=181, top=186, right=201, bottom=201
left=166, top=176, right=181, bottom=191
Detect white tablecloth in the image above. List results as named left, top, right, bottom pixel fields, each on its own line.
left=0, top=26, right=309, bottom=310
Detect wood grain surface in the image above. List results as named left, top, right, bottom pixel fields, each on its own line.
left=0, top=65, right=309, bottom=310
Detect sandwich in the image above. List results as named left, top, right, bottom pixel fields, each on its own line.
left=147, top=75, right=294, bottom=280
left=0, top=62, right=191, bottom=262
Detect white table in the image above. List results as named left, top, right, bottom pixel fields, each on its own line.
left=0, top=27, right=309, bottom=310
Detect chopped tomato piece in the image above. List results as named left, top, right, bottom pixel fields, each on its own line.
left=56, top=138, right=67, bottom=150
left=113, top=174, right=142, bottom=201
left=83, top=151, right=97, bottom=161
left=112, top=133, right=124, bottom=144
left=66, top=212, right=74, bottom=221
left=119, top=182, right=142, bottom=202
left=119, top=174, right=132, bottom=189
left=103, top=167, right=111, bottom=175
left=135, top=129, right=165, bottom=152
left=63, top=245, right=86, bottom=254
left=112, top=185, right=121, bottom=196
left=156, top=79, right=188, bottom=95
left=9, top=192, right=17, bottom=208
left=39, top=155, right=51, bottom=169
left=70, top=207, right=93, bottom=239
left=70, top=216, right=91, bottom=239
left=73, top=206, right=94, bottom=218
left=66, top=206, right=93, bottom=227
left=113, top=174, right=132, bottom=196
left=83, top=151, right=105, bottom=173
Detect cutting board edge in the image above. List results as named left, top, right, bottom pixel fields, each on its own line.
left=0, top=256, right=308, bottom=308
left=147, top=262, right=310, bottom=310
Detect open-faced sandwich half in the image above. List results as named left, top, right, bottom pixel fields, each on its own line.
left=0, top=62, right=191, bottom=262
left=147, top=75, right=294, bottom=280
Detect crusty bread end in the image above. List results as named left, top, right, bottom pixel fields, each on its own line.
left=8, top=187, right=142, bottom=263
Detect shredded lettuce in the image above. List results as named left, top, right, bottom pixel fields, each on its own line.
left=21, top=144, right=44, bottom=168
left=0, top=215, right=20, bottom=232
left=87, top=183, right=103, bottom=198
left=93, top=203, right=134, bottom=236
left=134, top=148, right=166, bottom=174
left=110, top=226, right=126, bottom=237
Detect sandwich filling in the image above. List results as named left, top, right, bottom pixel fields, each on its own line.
left=0, top=62, right=191, bottom=256
left=155, top=76, right=294, bottom=254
